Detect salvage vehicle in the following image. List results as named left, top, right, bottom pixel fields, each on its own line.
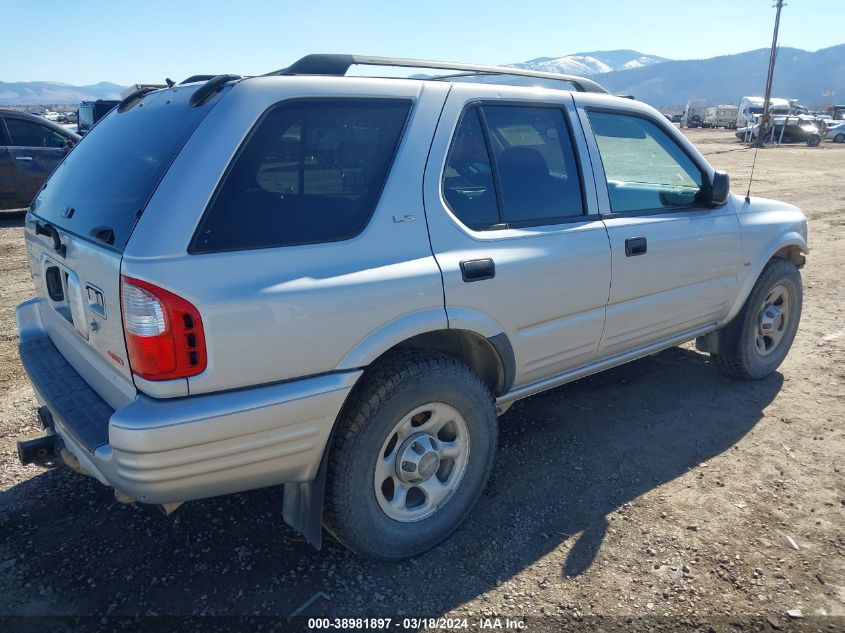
left=1, top=109, right=79, bottom=211
left=15, top=56, right=808, bottom=560
left=737, top=115, right=822, bottom=146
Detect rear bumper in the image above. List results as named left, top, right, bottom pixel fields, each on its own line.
left=16, top=298, right=361, bottom=504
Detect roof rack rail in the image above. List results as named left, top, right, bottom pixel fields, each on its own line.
left=180, top=75, right=218, bottom=85
left=189, top=74, right=242, bottom=107
left=269, top=54, right=610, bottom=94
left=116, top=86, right=160, bottom=113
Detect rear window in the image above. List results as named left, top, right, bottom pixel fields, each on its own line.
left=191, top=99, right=411, bottom=253
left=30, top=90, right=217, bottom=252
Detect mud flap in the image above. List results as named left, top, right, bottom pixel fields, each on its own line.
left=282, top=443, right=329, bottom=549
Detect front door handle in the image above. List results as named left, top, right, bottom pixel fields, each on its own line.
left=15, top=156, right=33, bottom=161
left=460, top=258, right=495, bottom=282
left=624, top=236, right=647, bottom=257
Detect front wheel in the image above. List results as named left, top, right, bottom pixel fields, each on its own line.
left=324, top=351, right=497, bottom=560
left=715, top=257, right=802, bottom=380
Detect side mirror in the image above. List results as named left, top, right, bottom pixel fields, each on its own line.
left=710, top=170, right=729, bottom=206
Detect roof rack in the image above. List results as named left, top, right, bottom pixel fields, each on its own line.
left=269, top=54, right=610, bottom=95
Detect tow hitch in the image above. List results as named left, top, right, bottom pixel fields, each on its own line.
left=17, top=434, right=61, bottom=467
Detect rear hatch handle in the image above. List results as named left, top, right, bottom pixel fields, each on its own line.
left=35, top=220, right=67, bottom=258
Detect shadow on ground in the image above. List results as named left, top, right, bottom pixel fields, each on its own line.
left=0, top=347, right=781, bottom=618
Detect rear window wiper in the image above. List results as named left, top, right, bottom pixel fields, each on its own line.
left=89, top=226, right=116, bottom=246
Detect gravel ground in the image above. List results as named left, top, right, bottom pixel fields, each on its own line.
left=0, top=129, right=843, bottom=631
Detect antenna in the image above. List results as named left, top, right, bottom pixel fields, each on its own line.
left=745, top=144, right=760, bottom=203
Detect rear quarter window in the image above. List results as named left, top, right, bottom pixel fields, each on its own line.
left=191, top=99, right=411, bottom=253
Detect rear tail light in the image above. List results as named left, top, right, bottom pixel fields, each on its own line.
left=120, top=276, right=207, bottom=380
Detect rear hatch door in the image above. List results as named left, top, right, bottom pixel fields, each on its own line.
left=25, top=86, right=222, bottom=407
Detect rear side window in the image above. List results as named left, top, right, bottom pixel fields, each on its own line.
left=5, top=118, right=67, bottom=148
left=442, top=105, right=584, bottom=230
left=192, top=99, right=411, bottom=253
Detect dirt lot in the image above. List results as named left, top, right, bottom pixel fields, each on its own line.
left=0, top=129, right=843, bottom=630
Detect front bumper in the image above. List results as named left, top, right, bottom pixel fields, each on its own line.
left=16, top=299, right=361, bottom=504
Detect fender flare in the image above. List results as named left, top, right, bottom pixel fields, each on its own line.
left=724, top=232, right=808, bottom=324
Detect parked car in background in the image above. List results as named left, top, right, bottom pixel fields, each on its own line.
left=737, top=115, right=822, bottom=146
left=77, top=99, right=120, bottom=135
left=15, top=57, right=807, bottom=561
left=824, top=121, right=845, bottom=143
left=0, top=109, right=79, bottom=211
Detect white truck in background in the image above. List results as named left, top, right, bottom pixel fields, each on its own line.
left=681, top=98, right=708, bottom=128
left=737, top=96, right=791, bottom=128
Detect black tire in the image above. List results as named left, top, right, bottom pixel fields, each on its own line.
left=715, top=257, right=802, bottom=380
left=807, top=134, right=821, bottom=147
left=324, top=351, right=497, bottom=560
left=835, top=133, right=845, bottom=143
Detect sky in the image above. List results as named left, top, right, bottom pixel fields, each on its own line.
left=1, top=0, right=840, bottom=85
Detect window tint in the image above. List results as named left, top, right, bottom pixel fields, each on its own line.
left=193, top=99, right=410, bottom=252
left=5, top=118, right=67, bottom=148
left=587, top=111, right=705, bottom=212
left=483, top=106, right=583, bottom=223
left=442, top=108, right=499, bottom=229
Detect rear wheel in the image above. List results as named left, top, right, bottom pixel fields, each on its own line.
left=835, top=133, right=845, bottom=143
left=715, top=258, right=802, bottom=380
left=324, top=351, right=497, bottom=560
left=807, top=134, right=821, bottom=147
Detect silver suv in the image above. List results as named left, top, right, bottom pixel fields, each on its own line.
left=15, top=55, right=808, bottom=560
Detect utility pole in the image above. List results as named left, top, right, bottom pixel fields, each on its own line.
left=757, top=0, right=785, bottom=146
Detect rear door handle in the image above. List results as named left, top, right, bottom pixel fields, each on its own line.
left=15, top=156, right=33, bottom=161
left=624, top=236, right=647, bottom=257
left=460, top=258, right=495, bottom=282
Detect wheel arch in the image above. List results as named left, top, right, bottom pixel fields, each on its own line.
left=336, top=308, right=514, bottom=396
left=724, top=232, right=807, bottom=325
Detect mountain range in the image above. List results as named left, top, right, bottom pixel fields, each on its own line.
left=0, top=81, right=123, bottom=106
left=593, top=45, right=842, bottom=108
left=2, top=44, right=843, bottom=109
left=508, top=49, right=669, bottom=76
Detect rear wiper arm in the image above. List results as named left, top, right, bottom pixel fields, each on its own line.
left=89, top=226, right=115, bottom=246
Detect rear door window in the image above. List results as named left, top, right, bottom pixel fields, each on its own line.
left=442, top=108, right=499, bottom=229
left=483, top=106, right=584, bottom=224
left=441, top=104, right=585, bottom=230
left=192, top=99, right=411, bottom=253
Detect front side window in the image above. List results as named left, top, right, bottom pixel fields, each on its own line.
left=587, top=111, right=705, bottom=212
left=5, top=118, right=67, bottom=148
left=192, top=99, right=410, bottom=253
left=442, top=104, right=584, bottom=230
